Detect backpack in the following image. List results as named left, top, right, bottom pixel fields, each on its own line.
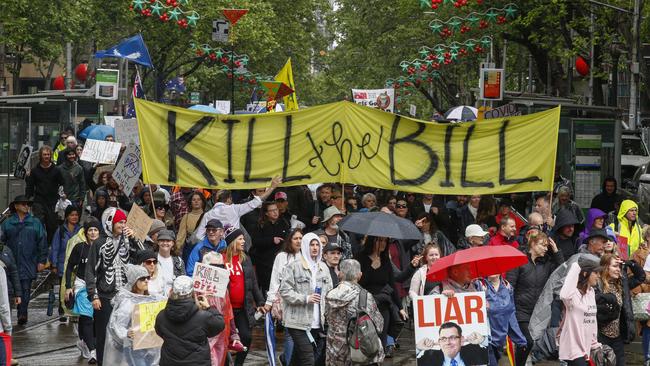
left=347, top=289, right=381, bottom=363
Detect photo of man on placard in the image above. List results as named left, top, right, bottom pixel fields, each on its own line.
left=416, top=321, right=489, bottom=366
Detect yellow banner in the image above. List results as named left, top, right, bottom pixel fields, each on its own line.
left=135, top=99, right=560, bottom=194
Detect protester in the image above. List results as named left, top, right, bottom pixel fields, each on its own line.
left=49, top=205, right=81, bottom=320
left=279, top=232, right=333, bottom=366
left=223, top=226, right=266, bottom=366
left=155, top=230, right=185, bottom=290
left=433, top=263, right=477, bottom=295
left=57, top=147, right=87, bottom=208
left=474, top=274, right=527, bottom=366
left=414, top=212, right=456, bottom=256
left=64, top=218, right=100, bottom=364
left=324, top=259, right=385, bottom=365
left=0, top=238, right=21, bottom=313
left=56, top=136, right=78, bottom=165
left=533, top=193, right=554, bottom=227
left=487, top=216, right=518, bottom=247
left=578, top=208, right=617, bottom=247
left=313, top=206, right=352, bottom=259
left=186, top=219, right=225, bottom=276
left=322, top=243, right=342, bottom=287
left=458, top=195, right=481, bottom=234
left=495, top=197, right=525, bottom=233
left=92, top=189, right=109, bottom=221
left=476, top=195, right=498, bottom=232
left=264, top=228, right=303, bottom=365
left=457, top=224, right=489, bottom=250
left=558, top=258, right=602, bottom=365
left=136, top=249, right=167, bottom=298
left=551, top=209, right=580, bottom=259
left=356, top=236, right=409, bottom=355
left=0, top=263, right=12, bottom=366
left=552, top=186, right=585, bottom=225
left=591, top=177, right=622, bottom=214
left=103, top=264, right=163, bottom=365
left=25, top=145, right=66, bottom=243
left=507, top=231, right=563, bottom=365
left=175, top=191, right=206, bottom=261
left=610, top=199, right=643, bottom=255
left=194, top=177, right=281, bottom=241
left=85, top=207, right=143, bottom=365
left=408, top=244, right=441, bottom=299
left=52, top=129, right=70, bottom=164
left=0, top=195, right=47, bottom=325
left=250, top=201, right=290, bottom=294
left=394, top=197, right=411, bottom=220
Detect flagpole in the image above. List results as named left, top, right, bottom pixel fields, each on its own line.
left=230, top=46, right=235, bottom=114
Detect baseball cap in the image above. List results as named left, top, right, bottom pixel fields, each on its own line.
left=274, top=192, right=288, bottom=201
left=205, top=219, right=224, bottom=229
left=465, top=224, right=489, bottom=238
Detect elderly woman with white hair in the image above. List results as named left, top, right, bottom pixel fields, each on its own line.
left=325, top=259, right=384, bottom=366
left=552, top=185, right=585, bottom=225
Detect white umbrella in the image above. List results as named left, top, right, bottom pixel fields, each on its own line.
left=444, top=105, right=478, bottom=121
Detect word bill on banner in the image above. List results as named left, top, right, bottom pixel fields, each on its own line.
left=413, top=293, right=489, bottom=366
left=192, top=262, right=229, bottom=298
left=135, top=99, right=560, bottom=195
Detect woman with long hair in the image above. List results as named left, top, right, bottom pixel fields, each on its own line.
left=264, top=228, right=303, bottom=365
left=558, top=258, right=601, bottom=366
left=356, top=236, right=408, bottom=354
left=223, top=227, right=266, bottom=366
left=476, top=195, right=497, bottom=232
left=408, top=244, right=441, bottom=300
left=136, top=250, right=167, bottom=298
left=251, top=201, right=290, bottom=294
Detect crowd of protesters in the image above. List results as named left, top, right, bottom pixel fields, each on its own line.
left=0, top=128, right=648, bottom=366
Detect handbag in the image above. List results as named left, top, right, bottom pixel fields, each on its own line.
left=632, top=292, right=650, bottom=320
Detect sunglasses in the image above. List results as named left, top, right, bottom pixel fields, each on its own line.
left=156, top=206, right=166, bottom=210
left=330, top=196, right=341, bottom=200
left=138, top=276, right=151, bottom=282
left=144, top=259, right=158, bottom=265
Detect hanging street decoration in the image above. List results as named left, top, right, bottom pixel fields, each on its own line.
left=222, top=9, right=249, bottom=26
left=130, top=0, right=200, bottom=29
left=190, top=43, right=273, bottom=86
left=429, top=4, right=518, bottom=39
left=419, top=0, right=484, bottom=10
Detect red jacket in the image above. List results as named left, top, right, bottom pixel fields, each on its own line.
left=488, top=232, right=519, bottom=248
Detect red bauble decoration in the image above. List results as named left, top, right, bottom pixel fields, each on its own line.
left=575, top=56, right=589, bottom=76
left=74, top=63, right=88, bottom=82
left=52, top=76, right=66, bottom=90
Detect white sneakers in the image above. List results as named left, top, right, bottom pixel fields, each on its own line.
left=88, top=350, right=97, bottom=364
left=76, top=339, right=90, bottom=359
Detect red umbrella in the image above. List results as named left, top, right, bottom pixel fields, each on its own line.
left=426, top=245, right=528, bottom=282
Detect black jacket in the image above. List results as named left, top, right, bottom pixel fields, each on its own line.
left=551, top=209, right=580, bottom=259
left=155, top=297, right=225, bottom=366
left=457, top=205, right=476, bottom=235
left=25, top=163, right=65, bottom=208
left=418, top=344, right=488, bottom=366
left=239, top=257, right=265, bottom=324
left=506, top=249, right=564, bottom=323
left=250, top=218, right=290, bottom=269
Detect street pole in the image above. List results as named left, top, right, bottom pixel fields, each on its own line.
left=231, top=47, right=235, bottom=114
left=628, top=0, right=641, bottom=130
left=65, top=42, right=72, bottom=89
left=588, top=10, right=594, bottom=106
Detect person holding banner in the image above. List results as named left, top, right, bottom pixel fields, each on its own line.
left=103, top=264, right=163, bottom=366
left=186, top=219, right=226, bottom=276
left=222, top=227, right=266, bottom=366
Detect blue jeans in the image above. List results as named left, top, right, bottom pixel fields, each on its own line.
left=643, top=325, right=650, bottom=361
left=18, top=279, right=32, bottom=318
left=387, top=335, right=395, bottom=347
left=283, top=327, right=294, bottom=363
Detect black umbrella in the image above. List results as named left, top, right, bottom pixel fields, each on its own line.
left=338, top=212, right=422, bottom=240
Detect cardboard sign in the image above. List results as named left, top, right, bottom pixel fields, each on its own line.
left=351, top=88, right=395, bottom=113
left=132, top=300, right=167, bottom=350
left=114, top=119, right=140, bottom=146
left=617, top=235, right=629, bottom=260
left=13, top=144, right=33, bottom=179
left=93, top=165, right=115, bottom=184
left=112, top=144, right=142, bottom=196
left=192, top=262, right=229, bottom=298
left=414, top=293, right=489, bottom=366
left=80, top=139, right=122, bottom=164
left=126, top=204, right=153, bottom=242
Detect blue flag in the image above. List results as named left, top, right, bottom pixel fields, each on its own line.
left=95, top=34, right=154, bottom=68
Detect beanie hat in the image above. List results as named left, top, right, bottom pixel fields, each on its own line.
left=135, top=249, right=157, bottom=264
left=224, top=226, right=244, bottom=246
left=64, top=205, right=81, bottom=218
left=125, top=264, right=150, bottom=289
left=84, top=218, right=101, bottom=233
left=112, top=209, right=127, bottom=224
left=172, top=276, right=193, bottom=297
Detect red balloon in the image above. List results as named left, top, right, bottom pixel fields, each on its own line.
left=52, top=75, right=66, bottom=90
left=575, top=56, right=589, bottom=76
left=74, top=63, right=88, bottom=82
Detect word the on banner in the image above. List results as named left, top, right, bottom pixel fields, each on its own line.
left=132, top=300, right=167, bottom=350
left=414, top=293, right=489, bottom=366
left=192, top=262, right=229, bottom=297
left=351, top=88, right=395, bottom=113
left=135, top=99, right=560, bottom=195
left=115, top=118, right=141, bottom=146
left=112, top=144, right=142, bottom=196
left=80, top=139, right=122, bottom=164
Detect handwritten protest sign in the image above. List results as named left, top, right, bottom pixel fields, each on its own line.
left=112, top=144, right=142, bottom=196
left=13, top=144, right=33, bottom=179
left=132, top=300, right=167, bottom=350
left=192, top=262, right=229, bottom=298
left=80, top=139, right=122, bottom=164
left=115, top=118, right=141, bottom=146
left=135, top=99, right=560, bottom=195
left=413, top=293, right=489, bottom=366
left=126, top=204, right=153, bottom=242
